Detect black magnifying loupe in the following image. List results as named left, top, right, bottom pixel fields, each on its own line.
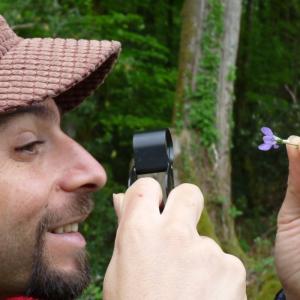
left=128, top=128, right=174, bottom=206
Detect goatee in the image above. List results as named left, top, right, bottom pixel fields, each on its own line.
left=25, top=192, right=93, bottom=300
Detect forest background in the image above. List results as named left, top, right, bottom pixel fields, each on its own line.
left=1, top=0, right=299, bottom=299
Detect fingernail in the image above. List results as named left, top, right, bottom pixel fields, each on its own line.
left=112, top=193, right=117, bottom=202
left=288, top=135, right=300, bottom=143
left=113, top=193, right=122, bottom=201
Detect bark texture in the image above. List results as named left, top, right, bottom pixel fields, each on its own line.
left=173, top=0, right=219, bottom=239
left=216, top=0, right=242, bottom=251
left=174, top=0, right=207, bottom=125
left=173, top=0, right=246, bottom=259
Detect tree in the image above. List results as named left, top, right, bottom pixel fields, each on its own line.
left=215, top=0, right=242, bottom=253
left=173, top=0, right=244, bottom=257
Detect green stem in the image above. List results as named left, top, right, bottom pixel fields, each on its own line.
left=281, top=139, right=299, bottom=148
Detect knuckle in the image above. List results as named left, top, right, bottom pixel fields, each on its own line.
left=200, top=236, right=223, bottom=254
left=224, top=254, right=247, bottom=279
left=180, top=183, right=202, bottom=195
left=172, top=183, right=204, bottom=208
left=186, top=194, right=201, bottom=210
left=183, top=183, right=203, bottom=200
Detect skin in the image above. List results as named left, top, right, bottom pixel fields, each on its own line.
left=0, top=97, right=106, bottom=297
left=275, top=135, right=300, bottom=300
left=104, top=178, right=247, bottom=300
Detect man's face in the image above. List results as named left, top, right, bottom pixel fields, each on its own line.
left=0, top=98, right=107, bottom=299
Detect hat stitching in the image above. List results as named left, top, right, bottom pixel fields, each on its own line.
left=0, top=15, right=121, bottom=113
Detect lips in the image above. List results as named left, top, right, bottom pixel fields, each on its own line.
left=47, top=231, right=87, bottom=248
left=46, top=215, right=89, bottom=249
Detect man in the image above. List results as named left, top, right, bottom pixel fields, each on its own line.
left=0, top=14, right=246, bottom=300
left=0, top=13, right=117, bottom=299
left=0, top=13, right=295, bottom=300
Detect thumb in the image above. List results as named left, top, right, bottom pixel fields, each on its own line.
left=286, top=135, right=300, bottom=163
left=279, top=136, right=300, bottom=222
left=286, top=135, right=300, bottom=189
left=112, top=193, right=125, bottom=222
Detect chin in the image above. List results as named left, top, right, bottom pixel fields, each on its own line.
left=25, top=242, right=91, bottom=300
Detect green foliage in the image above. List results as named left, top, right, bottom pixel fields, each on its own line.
left=197, top=208, right=219, bottom=243
left=252, top=255, right=274, bottom=273
left=79, top=278, right=103, bottom=300
left=189, top=0, right=224, bottom=147
left=233, top=0, right=300, bottom=244
left=229, top=205, right=243, bottom=219
left=256, top=279, right=281, bottom=300
left=214, top=194, right=228, bottom=204
left=227, top=65, right=236, bottom=83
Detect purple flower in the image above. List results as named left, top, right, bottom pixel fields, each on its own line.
left=258, top=127, right=280, bottom=151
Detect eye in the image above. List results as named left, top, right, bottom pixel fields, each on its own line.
left=15, top=141, right=45, bottom=154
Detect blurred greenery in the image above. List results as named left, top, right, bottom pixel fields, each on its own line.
left=1, top=0, right=299, bottom=298
left=233, top=0, right=300, bottom=252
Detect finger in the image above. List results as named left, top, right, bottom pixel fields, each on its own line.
left=112, top=193, right=125, bottom=222
left=162, top=183, right=204, bottom=228
left=279, top=136, right=300, bottom=220
left=286, top=135, right=300, bottom=164
left=286, top=136, right=300, bottom=192
left=122, top=177, right=163, bottom=220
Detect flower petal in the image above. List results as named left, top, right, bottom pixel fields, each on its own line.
left=263, top=136, right=276, bottom=143
left=258, top=143, right=273, bottom=151
left=273, top=144, right=280, bottom=149
left=261, top=127, right=273, bottom=136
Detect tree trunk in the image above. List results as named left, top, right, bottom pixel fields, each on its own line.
left=173, top=0, right=207, bottom=127
left=173, top=0, right=247, bottom=260
left=215, top=0, right=243, bottom=254
left=173, top=0, right=220, bottom=240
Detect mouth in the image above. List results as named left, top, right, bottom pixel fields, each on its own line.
left=51, top=222, right=80, bottom=234
left=48, top=214, right=88, bottom=233
left=47, top=215, right=89, bottom=248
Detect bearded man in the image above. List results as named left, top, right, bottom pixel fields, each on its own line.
left=0, top=14, right=250, bottom=300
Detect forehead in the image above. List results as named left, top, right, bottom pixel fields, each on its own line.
left=0, top=99, right=62, bottom=130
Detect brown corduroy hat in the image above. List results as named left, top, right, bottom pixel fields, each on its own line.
left=0, top=15, right=121, bottom=113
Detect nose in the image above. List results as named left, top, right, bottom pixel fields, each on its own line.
left=57, top=134, right=107, bottom=192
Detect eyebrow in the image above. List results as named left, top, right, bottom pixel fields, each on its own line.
left=0, top=104, right=62, bottom=130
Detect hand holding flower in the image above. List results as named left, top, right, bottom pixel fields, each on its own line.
left=274, top=135, right=300, bottom=300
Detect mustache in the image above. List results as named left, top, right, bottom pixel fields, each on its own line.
left=40, top=191, right=94, bottom=232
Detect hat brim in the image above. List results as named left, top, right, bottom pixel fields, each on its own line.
left=0, top=37, right=121, bottom=113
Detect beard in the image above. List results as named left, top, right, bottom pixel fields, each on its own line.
left=24, top=192, right=93, bottom=300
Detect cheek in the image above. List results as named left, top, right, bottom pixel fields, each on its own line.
left=0, top=168, right=54, bottom=290
left=0, top=164, right=53, bottom=231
